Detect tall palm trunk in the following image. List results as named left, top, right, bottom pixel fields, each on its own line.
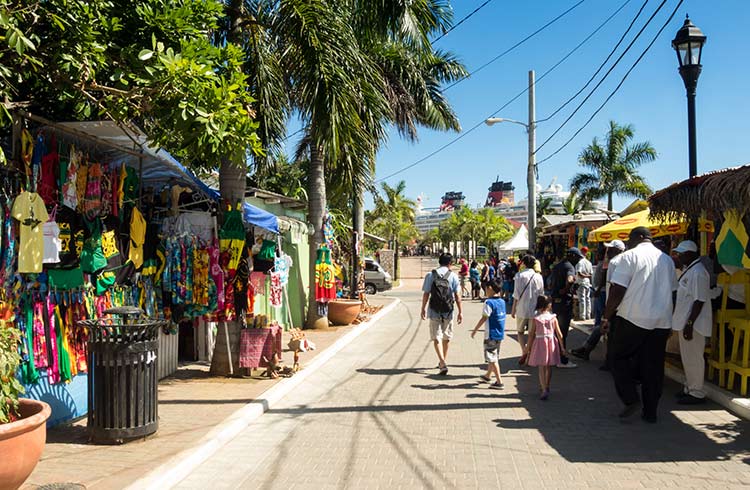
left=307, top=144, right=328, bottom=328
left=350, top=190, right=364, bottom=299
left=607, top=192, right=613, bottom=212
left=210, top=0, right=245, bottom=376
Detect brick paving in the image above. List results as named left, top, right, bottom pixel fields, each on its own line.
left=177, top=269, right=750, bottom=489
left=23, top=299, right=392, bottom=490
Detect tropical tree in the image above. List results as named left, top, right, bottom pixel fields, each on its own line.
left=561, top=189, right=596, bottom=215
left=570, top=120, right=656, bottom=211
left=368, top=180, right=418, bottom=278
left=537, top=196, right=554, bottom=219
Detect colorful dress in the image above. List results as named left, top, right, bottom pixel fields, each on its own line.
left=527, top=312, right=561, bottom=367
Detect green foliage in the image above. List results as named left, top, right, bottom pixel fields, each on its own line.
left=0, top=323, right=24, bottom=424
left=367, top=180, right=419, bottom=246
left=561, top=189, right=595, bottom=215
left=429, top=206, right=513, bottom=253
left=570, top=120, right=656, bottom=211
left=1, top=0, right=261, bottom=170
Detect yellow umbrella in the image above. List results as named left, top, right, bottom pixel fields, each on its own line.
left=588, top=209, right=713, bottom=243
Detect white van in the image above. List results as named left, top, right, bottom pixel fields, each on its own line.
left=364, top=258, right=393, bottom=294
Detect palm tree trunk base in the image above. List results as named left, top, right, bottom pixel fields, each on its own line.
left=307, top=316, right=330, bottom=330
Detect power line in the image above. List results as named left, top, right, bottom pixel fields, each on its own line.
left=536, top=0, right=684, bottom=167
left=533, top=0, right=669, bottom=154
left=444, top=0, right=587, bottom=91
left=433, top=0, right=497, bottom=43
left=537, top=0, right=650, bottom=123
left=376, top=1, right=628, bottom=183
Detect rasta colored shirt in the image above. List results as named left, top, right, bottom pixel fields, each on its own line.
left=50, top=205, right=84, bottom=269
left=12, top=191, right=48, bottom=273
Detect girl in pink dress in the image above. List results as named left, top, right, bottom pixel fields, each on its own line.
left=526, top=295, right=567, bottom=400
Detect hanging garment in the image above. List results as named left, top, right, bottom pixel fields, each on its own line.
left=42, top=206, right=62, bottom=264
left=32, top=300, right=48, bottom=370
left=62, top=147, right=79, bottom=210
left=99, top=165, right=112, bottom=219
left=12, top=191, right=49, bottom=273
left=83, top=162, right=103, bottom=220
left=80, top=219, right=107, bottom=274
left=128, top=206, right=146, bottom=269
left=31, top=134, right=44, bottom=194
left=274, top=254, right=292, bottom=287
left=18, top=296, right=39, bottom=384
left=209, top=241, right=224, bottom=312
left=3, top=208, right=16, bottom=288
left=38, top=145, right=59, bottom=205
left=270, top=272, right=283, bottom=308
left=52, top=205, right=85, bottom=269
left=193, top=247, right=209, bottom=307
left=219, top=205, right=245, bottom=276
left=314, top=247, right=336, bottom=302
left=76, top=161, right=88, bottom=214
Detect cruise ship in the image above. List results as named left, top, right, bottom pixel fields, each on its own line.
left=415, top=191, right=465, bottom=233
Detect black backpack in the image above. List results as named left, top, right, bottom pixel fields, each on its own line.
left=429, top=269, right=454, bottom=314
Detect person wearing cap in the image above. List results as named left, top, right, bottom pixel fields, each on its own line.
left=548, top=247, right=583, bottom=368
left=672, top=240, right=710, bottom=405
left=602, top=227, right=676, bottom=423
left=575, top=246, right=593, bottom=320
left=571, top=240, right=625, bottom=363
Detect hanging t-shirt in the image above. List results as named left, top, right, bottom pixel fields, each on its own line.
left=80, top=219, right=106, bottom=274
left=42, top=215, right=62, bottom=264
left=52, top=205, right=84, bottom=269
left=38, top=149, right=59, bottom=205
left=128, top=207, right=147, bottom=269
left=12, top=191, right=49, bottom=273
left=62, top=147, right=79, bottom=210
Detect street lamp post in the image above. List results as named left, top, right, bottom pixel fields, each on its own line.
left=672, top=15, right=706, bottom=179
left=485, top=70, right=537, bottom=252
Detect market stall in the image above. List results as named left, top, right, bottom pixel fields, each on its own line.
left=588, top=209, right=713, bottom=242
left=1, top=115, right=297, bottom=426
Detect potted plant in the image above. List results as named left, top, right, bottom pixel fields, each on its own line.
left=0, top=322, right=51, bottom=490
left=328, top=299, right=363, bottom=326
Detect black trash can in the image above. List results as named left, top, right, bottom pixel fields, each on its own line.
left=79, top=306, right=166, bottom=443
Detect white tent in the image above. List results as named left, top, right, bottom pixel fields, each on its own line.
left=497, top=224, right=529, bottom=253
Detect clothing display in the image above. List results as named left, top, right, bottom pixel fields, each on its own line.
left=42, top=207, right=61, bottom=264
left=12, top=191, right=49, bottom=273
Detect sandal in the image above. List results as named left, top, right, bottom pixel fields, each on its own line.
left=490, top=381, right=503, bottom=389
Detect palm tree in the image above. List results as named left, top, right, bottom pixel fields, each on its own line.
left=561, top=189, right=595, bottom=215
left=369, top=180, right=417, bottom=279
left=570, top=120, right=656, bottom=211
left=536, top=196, right=554, bottom=219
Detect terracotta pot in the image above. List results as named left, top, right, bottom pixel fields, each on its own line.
left=0, top=399, right=51, bottom=490
left=328, top=299, right=363, bottom=326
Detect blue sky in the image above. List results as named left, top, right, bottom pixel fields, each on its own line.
left=366, top=0, right=750, bottom=212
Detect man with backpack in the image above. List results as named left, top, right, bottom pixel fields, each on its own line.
left=421, top=253, right=463, bottom=375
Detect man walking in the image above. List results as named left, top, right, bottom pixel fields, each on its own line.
left=549, top=248, right=583, bottom=368
left=421, top=253, right=463, bottom=375
left=576, top=247, right=593, bottom=320
left=672, top=240, right=710, bottom=405
left=602, top=227, right=676, bottom=423
left=512, top=254, right=544, bottom=364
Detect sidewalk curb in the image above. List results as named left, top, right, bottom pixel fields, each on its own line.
left=127, top=298, right=402, bottom=490
left=571, top=323, right=750, bottom=421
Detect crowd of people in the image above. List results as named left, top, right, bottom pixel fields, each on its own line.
left=421, top=226, right=715, bottom=423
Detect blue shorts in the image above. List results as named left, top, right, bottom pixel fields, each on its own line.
left=503, top=280, right=513, bottom=292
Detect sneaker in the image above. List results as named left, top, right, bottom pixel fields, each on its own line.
left=556, top=362, right=578, bottom=369
left=490, top=381, right=504, bottom=390
left=677, top=394, right=707, bottom=405
left=540, top=389, right=550, bottom=401
left=479, top=375, right=491, bottom=383
left=570, top=348, right=590, bottom=361
left=618, top=401, right=641, bottom=420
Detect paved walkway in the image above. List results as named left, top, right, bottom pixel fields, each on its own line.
left=176, top=278, right=750, bottom=489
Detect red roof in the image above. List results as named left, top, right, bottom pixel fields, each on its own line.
left=506, top=218, right=523, bottom=229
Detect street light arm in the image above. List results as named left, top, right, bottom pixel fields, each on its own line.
left=485, top=117, right=529, bottom=129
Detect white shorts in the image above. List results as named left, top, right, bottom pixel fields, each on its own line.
left=430, top=317, right=454, bottom=341
left=517, top=317, right=532, bottom=335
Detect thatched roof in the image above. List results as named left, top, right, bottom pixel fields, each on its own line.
left=649, top=164, right=750, bottom=220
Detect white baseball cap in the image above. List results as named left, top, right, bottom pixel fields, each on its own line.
left=673, top=240, right=698, bottom=254
left=604, top=240, right=626, bottom=251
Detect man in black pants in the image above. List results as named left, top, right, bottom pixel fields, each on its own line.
left=549, top=248, right=583, bottom=368
left=602, top=227, right=676, bottom=423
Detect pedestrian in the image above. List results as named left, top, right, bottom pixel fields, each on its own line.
left=470, top=278, right=506, bottom=389
left=602, top=227, right=676, bottom=423
left=421, top=252, right=463, bottom=375
left=512, top=254, right=544, bottom=364
left=526, top=295, right=567, bottom=400
left=672, top=240, right=710, bottom=405
left=469, top=260, right=481, bottom=300
left=503, top=256, right=518, bottom=307
left=592, top=249, right=607, bottom=330
left=548, top=248, right=583, bottom=368
left=459, top=257, right=470, bottom=298
left=576, top=246, right=593, bottom=320
left=571, top=241, right=625, bottom=364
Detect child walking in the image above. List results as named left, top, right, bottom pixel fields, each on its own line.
left=470, top=278, right=507, bottom=389
left=526, top=295, right=567, bottom=400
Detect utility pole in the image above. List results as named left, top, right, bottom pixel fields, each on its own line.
left=527, top=70, right=537, bottom=252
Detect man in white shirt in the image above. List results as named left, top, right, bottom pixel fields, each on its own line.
left=672, top=240, right=710, bottom=405
left=602, top=227, right=676, bottom=423
left=576, top=247, right=593, bottom=320
left=512, top=254, right=544, bottom=364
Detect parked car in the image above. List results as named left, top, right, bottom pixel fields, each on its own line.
left=364, top=258, right=392, bottom=294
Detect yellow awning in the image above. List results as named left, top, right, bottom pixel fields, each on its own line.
left=588, top=209, right=713, bottom=243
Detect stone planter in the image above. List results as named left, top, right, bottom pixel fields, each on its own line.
left=0, top=399, right=51, bottom=490
left=327, top=299, right=363, bottom=326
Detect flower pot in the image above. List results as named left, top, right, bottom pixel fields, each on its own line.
left=0, top=399, right=51, bottom=490
left=327, top=299, right=363, bottom=326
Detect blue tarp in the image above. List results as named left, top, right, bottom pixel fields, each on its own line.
left=55, top=122, right=279, bottom=233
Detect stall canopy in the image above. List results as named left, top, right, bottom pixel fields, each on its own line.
left=588, top=209, right=712, bottom=242
left=42, top=119, right=278, bottom=233
left=498, top=224, right=529, bottom=252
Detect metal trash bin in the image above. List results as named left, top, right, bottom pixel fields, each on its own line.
left=79, top=306, right=166, bottom=443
